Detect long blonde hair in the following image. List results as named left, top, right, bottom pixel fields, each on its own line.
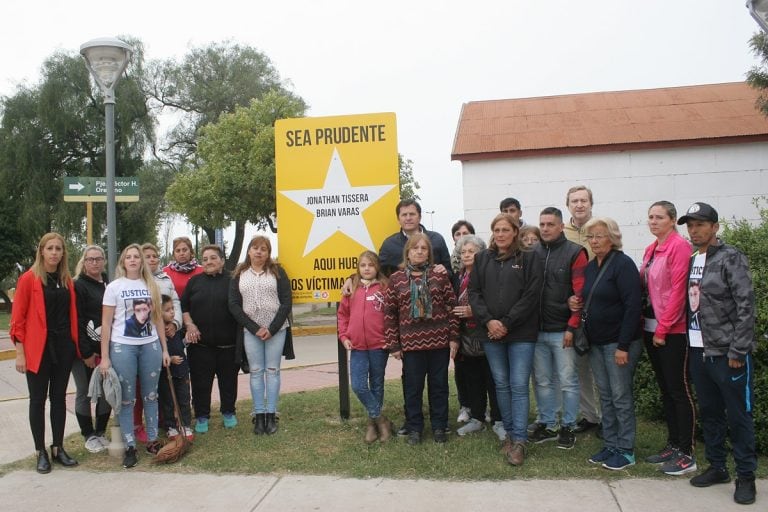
left=31, top=232, right=73, bottom=289
left=74, top=245, right=105, bottom=278
left=349, top=251, right=388, bottom=294
left=116, top=244, right=163, bottom=328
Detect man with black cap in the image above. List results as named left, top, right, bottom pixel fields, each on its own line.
left=679, top=202, right=757, bottom=505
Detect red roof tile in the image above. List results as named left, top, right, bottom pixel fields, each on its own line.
left=451, top=82, right=768, bottom=161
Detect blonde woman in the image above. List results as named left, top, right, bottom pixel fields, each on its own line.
left=11, top=233, right=80, bottom=473
left=100, top=244, right=170, bottom=468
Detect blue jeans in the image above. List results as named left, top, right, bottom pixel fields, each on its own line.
left=483, top=340, right=535, bottom=441
left=110, top=340, right=162, bottom=447
left=689, top=349, right=757, bottom=478
left=588, top=339, right=642, bottom=452
left=350, top=349, right=389, bottom=418
left=534, top=331, right=579, bottom=428
left=243, top=329, right=286, bottom=414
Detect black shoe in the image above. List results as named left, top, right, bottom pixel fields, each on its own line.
left=407, top=431, right=421, bottom=445
left=252, top=413, right=266, bottom=435
left=556, top=426, right=576, bottom=450
left=123, top=446, right=138, bottom=468
left=529, top=423, right=558, bottom=444
left=265, top=413, right=278, bottom=435
left=397, top=424, right=410, bottom=437
left=50, top=445, right=78, bottom=467
left=573, top=418, right=600, bottom=434
left=433, top=429, right=447, bottom=443
left=690, top=466, right=731, bottom=487
left=734, top=477, right=756, bottom=505
left=36, top=449, right=51, bottom=474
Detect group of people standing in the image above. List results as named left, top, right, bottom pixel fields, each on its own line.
left=11, top=235, right=293, bottom=471
left=338, top=191, right=757, bottom=506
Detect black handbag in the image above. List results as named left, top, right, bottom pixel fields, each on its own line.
left=460, top=331, right=484, bottom=357
left=574, top=253, right=614, bottom=356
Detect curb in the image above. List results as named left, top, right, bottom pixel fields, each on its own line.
left=291, top=325, right=337, bottom=337
left=0, top=326, right=337, bottom=362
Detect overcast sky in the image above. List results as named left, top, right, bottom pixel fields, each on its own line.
left=0, top=0, right=762, bottom=241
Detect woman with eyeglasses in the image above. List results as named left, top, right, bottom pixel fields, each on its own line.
left=571, top=218, right=642, bottom=472
left=72, top=245, right=111, bottom=453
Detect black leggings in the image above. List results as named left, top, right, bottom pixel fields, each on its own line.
left=643, top=331, right=696, bottom=454
left=26, top=345, right=75, bottom=450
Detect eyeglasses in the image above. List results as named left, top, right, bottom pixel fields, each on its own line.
left=84, top=257, right=104, bottom=263
left=585, top=234, right=608, bottom=241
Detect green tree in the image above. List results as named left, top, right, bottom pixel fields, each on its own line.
left=398, top=154, right=420, bottom=200
left=748, top=32, right=768, bottom=115
left=166, top=91, right=307, bottom=268
left=0, top=37, right=156, bottom=256
left=147, top=41, right=294, bottom=167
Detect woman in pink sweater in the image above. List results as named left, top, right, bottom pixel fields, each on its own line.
left=640, top=200, right=696, bottom=475
left=338, top=251, right=391, bottom=444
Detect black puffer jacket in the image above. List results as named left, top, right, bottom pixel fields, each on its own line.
left=469, top=248, right=543, bottom=343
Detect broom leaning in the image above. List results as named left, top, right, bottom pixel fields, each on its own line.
left=154, top=367, right=192, bottom=463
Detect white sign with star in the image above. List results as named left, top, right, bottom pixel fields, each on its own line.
left=280, top=148, right=395, bottom=256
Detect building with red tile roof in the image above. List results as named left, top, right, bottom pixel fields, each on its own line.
left=451, top=82, right=768, bottom=260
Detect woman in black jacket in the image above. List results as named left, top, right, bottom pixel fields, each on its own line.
left=73, top=245, right=111, bottom=453
left=182, top=244, right=239, bottom=434
left=469, top=213, right=543, bottom=466
left=229, top=236, right=292, bottom=435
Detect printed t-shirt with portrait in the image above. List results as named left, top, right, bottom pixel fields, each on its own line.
left=103, top=277, right=159, bottom=345
left=687, top=252, right=706, bottom=348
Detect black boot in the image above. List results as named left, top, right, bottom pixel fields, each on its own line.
left=265, top=413, right=278, bottom=435
left=50, top=445, right=78, bottom=467
left=252, top=413, right=266, bottom=435
left=36, top=449, right=51, bottom=474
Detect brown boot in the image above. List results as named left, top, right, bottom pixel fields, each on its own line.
left=364, top=418, right=378, bottom=444
left=375, top=415, right=392, bottom=443
left=505, top=439, right=526, bottom=466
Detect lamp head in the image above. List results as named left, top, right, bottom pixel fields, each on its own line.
left=80, top=37, right=132, bottom=93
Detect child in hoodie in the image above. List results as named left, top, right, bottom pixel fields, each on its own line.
left=338, top=251, right=391, bottom=444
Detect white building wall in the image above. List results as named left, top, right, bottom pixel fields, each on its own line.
left=461, top=142, right=768, bottom=263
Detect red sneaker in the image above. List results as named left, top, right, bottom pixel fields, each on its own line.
left=134, top=425, right=148, bottom=444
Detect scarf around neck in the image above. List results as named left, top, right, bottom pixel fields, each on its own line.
left=405, top=263, right=432, bottom=319
left=169, top=259, right=199, bottom=273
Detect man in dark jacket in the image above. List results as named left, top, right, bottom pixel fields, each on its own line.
left=680, top=202, right=757, bottom=506
left=530, top=207, right=588, bottom=449
left=378, top=199, right=452, bottom=278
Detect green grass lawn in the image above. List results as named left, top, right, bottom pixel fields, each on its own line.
left=0, top=311, right=8, bottom=331
left=3, top=378, right=765, bottom=480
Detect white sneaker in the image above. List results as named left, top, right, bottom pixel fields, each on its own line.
left=492, top=421, right=507, bottom=441
left=96, top=435, right=110, bottom=448
left=182, top=426, right=195, bottom=441
left=457, top=418, right=485, bottom=436
left=85, top=435, right=106, bottom=453
left=167, top=427, right=179, bottom=438
left=456, top=406, right=471, bottom=423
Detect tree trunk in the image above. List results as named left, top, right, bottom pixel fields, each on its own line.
left=226, top=221, right=246, bottom=270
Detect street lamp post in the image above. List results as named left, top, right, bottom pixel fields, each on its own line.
left=80, top=37, right=132, bottom=279
left=747, top=0, right=768, bottom=33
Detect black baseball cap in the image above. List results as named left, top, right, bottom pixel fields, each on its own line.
left=677, top=202, right=718, bottom=225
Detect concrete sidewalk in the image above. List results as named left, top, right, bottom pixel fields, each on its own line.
left=0, top=470, right=763, bottom=512
left=0, top=332, right=763, bottom=510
